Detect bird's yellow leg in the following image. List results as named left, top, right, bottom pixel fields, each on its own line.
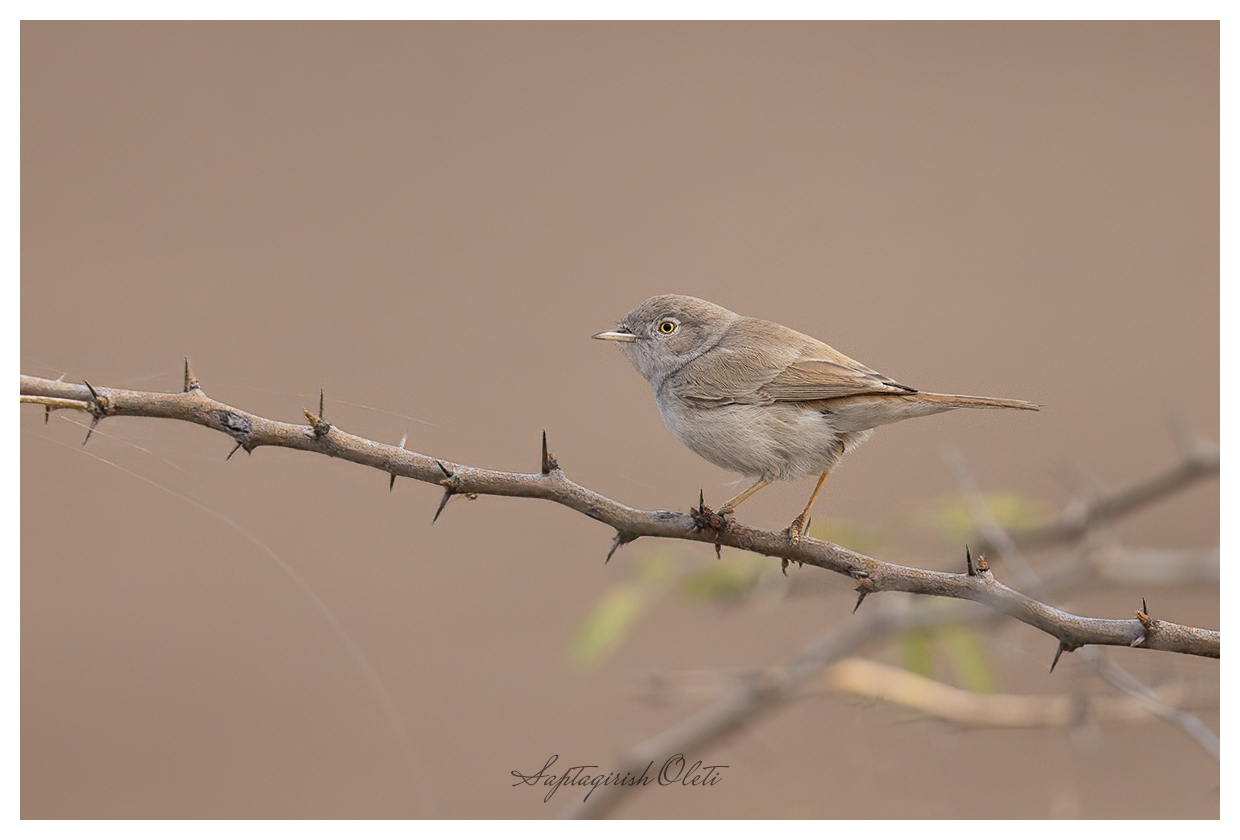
left=718, top=477, right=774, bottom=514
left=788, top=469, right=831, bottom=541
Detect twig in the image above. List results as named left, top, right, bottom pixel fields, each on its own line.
left=643, top=658, right=1204, bottom=730
left=1079, top=649, right=1219, bottom=759
left=995, top=444, right=1219, bottom=552
left=949, top=455, right=1218, bottom=759
left=21, top=371, right=1219, bottom=662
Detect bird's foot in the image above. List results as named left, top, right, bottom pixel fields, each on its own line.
left=690, top=490, right=732, bottom=532
left=689, top=493, right=729, bottom=559
left=785, top=513, right=810, bottom=544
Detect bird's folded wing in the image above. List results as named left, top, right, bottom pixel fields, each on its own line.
left=759, top=357, right=917, bottom=401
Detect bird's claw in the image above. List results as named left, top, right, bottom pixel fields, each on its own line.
left=785, top=514, right=809, bottom=544
left=691, top=499, right=732, bottom=532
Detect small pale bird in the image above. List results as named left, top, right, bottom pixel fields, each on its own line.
left=593, top=294, right=1039, bottom=540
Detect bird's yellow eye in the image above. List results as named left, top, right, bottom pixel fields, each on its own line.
left=658, top=320, right=677, bottom=334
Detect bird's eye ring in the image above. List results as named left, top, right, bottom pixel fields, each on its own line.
left=658, top=320, right=677, bottom=334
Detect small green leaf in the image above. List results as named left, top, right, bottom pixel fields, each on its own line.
left=568, top=552, right=678, bottom=667
left=568, top=583, right=648, bottom=668
left=930, top=493, right=1051, bottom=541
left=940, top=625, right=995, bottom=694
left=679, top=557, right=763, bottom=601
left=807, top=520, right=884, bottom=555
left=900, top=628, right=935, bottom=678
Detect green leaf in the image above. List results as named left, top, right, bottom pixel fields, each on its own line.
left=568, top=582, right=648, bottom=668
left=930, top=493, right=1051, bottom=542
left=940, top=625, right=995, bottom=694
left=900, top=628, right=935, bottom=678
left=679, top=557, right=764, bottom=601
left=806, top=520, right=884, bottom=555
left=568, top=553, right=677, bottom=667
left=897, top=624, right=995, bottom=693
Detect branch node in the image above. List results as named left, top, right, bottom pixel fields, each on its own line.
left=390, top=431, right=409, bottom=491
left=303, top=408, right=331, bottom=439
left=541, top=430, right=559, bottom=475
left=80, top=381, right=110, bottom=446
left=1134, top=598, right=1158, bottom=646
left=690, top=489, right=730, bottom=535
left=1136, top=598, right=1155, bottom=629
left=432, top=463, right=459, bottom=523
left=215, top=410, right=254, bottom=455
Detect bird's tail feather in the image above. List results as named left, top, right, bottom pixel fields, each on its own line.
left=916, top=392, right=1040, bottom=410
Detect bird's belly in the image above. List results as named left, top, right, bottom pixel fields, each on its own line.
left=658, top=401, right=860, bottom=482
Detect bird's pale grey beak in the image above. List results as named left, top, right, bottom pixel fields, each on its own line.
left=592, top=328, right=637, bottom=342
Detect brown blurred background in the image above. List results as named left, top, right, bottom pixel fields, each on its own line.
left=21, top=22, right=1218, bottom=818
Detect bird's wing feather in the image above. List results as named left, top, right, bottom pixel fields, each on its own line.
left=759, top=352, right=917, bottom=402
left=672, top=317, right=917, bottom=404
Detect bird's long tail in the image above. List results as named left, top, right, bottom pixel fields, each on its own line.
left=915, top=392, right=1040, bottom=410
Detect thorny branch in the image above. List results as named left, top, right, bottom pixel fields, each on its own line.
left=562, top=538, right=1219, bottom=817
left=21, top=370, right=1219, bottom=665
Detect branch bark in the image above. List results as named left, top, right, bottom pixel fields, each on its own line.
left=21, top=370, right=1220, bottom=664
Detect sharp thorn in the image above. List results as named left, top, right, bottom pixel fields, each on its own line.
left=83, top=380, right=99, bottom=401
left=1142, top=597, right=1149, bottom=616
left=437, top=460, right=452, bottom=478
left=183, top=357, right=200, bottom=392
left=82, top=418, right=98, bottom=446
left=853, top=590, right=868, bottom=613
left=540, top=430, right=558, bottom=474
left=1050, top=641, right=1069, bottom=673
left=605, top=531, right=636, bottom=564
left=226, top=442, right=242, bottom=460
left=433, top=488, right=454, bottom=523
left=319, top=387, right=325, bottom=418
left=43, top=405, right=50, bottom=424
left=965, top=545, right=974, bottom=576
left=389, top=473, right=397, bottom=492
